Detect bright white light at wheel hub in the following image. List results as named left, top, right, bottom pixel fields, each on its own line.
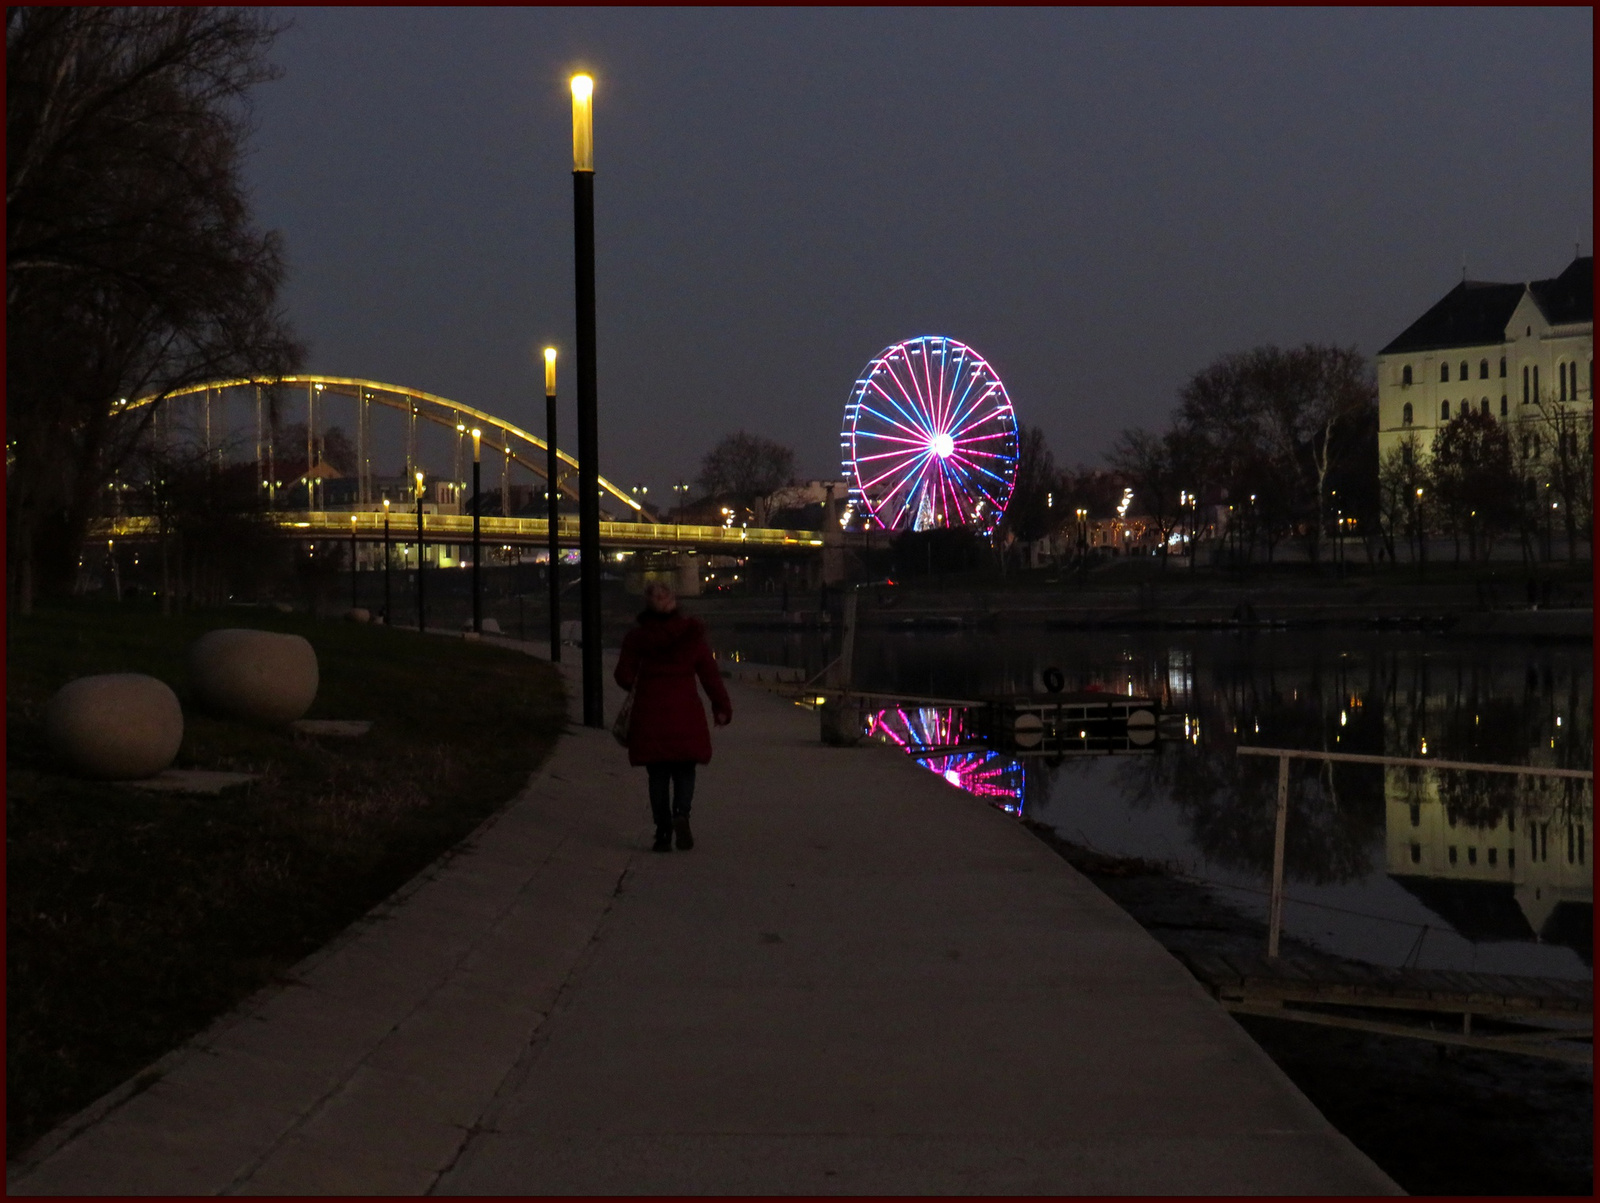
left=931, top=432, right=954, bottom=458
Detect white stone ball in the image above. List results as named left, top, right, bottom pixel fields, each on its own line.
left=45, top=674, right=184, bottom=780
left=346, top=607, right=371, bottom=623
left=189, top=629, right=319, bottom=724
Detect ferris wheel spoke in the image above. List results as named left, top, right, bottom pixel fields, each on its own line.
left=946, top=384, right=1005, bottom=441
left=889, top=353, right=937, bottom=423
left=863, top=382, right=933, bottom=441
left=858, top=394, right=931, bottom=444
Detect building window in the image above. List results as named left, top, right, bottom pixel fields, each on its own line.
left=1568, top=825, right=1575, bottom=864
left=1479, top=359, right=1489, bottom=379
left=1410, top=804, right=1420, bottom=827
left=1468, top=846, right=1477, bottom=865
left=1479, top=398, right=1489, bottom=415
left=1402, top=442, right=1413, bottom=466
left=1448, top=845, right=1458, bottom=864
left=1459, top=360, right=1469, bottom=380
left=1401, top=402, right=1413, bottom=426
left=1440, top=401, right=1450, bottom=420
left=1441, top=363, right=1450, bottom=383
left=1500, top=357, right=1507, bottom=378
left=1488, top=847, right=1497, bottom=866
left=1402, top=364, right=1413, bottom=386
left=1508, top=847, right=1515, bottom=868
left=1500, top=395, right=1508, bottom=416
left=1409, top=843, right=1421, bottom=864
left=1523, top=365, right=1530, bottom=403
left=1533, top=365, right=1539, bottom=399
left=1560, top=362, right=1568, bottom=402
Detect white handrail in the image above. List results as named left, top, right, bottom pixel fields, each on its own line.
left=1237, top=745, right=1591, bottom=959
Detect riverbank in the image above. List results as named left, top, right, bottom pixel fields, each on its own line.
left=9, top=650, right=1397, bottom=1195
left=1024, top=826, right=1594, bottom=1196
left=695, top=560, right=1594, bottom=639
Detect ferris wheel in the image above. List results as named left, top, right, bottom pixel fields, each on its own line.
left=840, top=335, right=1019, bottom=534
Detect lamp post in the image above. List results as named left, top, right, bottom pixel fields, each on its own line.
left=416, top=469, right=427, bottom=632
left=571, top=72, right=603, bottom=727
left=471, top=428, right=483, bottom=634
left=350, top=515, right=359, bottom=610
left=545, top=347, right=561, bottom=662
left=382, top=498, right=391, bottom=624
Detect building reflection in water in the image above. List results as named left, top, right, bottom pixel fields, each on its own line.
left=1387, top=767, right=1591, bottom=958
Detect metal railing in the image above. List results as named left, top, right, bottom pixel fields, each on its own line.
left=101, top=512, right=825, bottom=550
left=1236, top=746, right=1594, bottom=958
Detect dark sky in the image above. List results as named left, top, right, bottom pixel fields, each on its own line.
left=247, top=7, right=1593, bottom=491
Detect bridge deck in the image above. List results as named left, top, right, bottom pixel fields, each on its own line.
left=104, top=512, right=826, bottom=551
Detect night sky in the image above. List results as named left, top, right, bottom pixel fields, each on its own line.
left=246, top=7, right=1593, bottom=491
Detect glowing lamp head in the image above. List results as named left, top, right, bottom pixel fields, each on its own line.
left=931, top=432, right=955, bottom=458
left=544, top=346, right=557, bottom=396
left=570, top=74, right=594, bottom=172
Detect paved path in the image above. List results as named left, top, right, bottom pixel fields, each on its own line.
left=10, top=642, right=1398, bottom=1195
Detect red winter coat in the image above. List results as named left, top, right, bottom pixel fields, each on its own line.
left=614, top=610, right=732, bottom=766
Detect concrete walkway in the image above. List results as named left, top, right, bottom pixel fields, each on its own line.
left=10, top=643, right=1399, bottom=1195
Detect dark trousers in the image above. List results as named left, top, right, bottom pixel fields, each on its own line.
left=646, top=761, right=696, bottom=833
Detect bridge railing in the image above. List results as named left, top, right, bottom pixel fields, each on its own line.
left=101, top=512, right=826, bottom=550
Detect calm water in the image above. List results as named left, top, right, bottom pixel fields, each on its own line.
left=711, top=624, right=1594, bottom=980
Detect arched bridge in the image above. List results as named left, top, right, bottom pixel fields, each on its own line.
left=121, top=374, right=824, bottom=552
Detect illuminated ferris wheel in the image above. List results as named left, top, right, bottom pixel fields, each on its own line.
left=840, top=336, right=1019, bottom=535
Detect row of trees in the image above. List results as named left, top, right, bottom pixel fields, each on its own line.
left=1005, top=343, right=1590, bottom=568
left=7, top=7, right=300, bottom=613
left=1378, top=398, right=1594, bottom=565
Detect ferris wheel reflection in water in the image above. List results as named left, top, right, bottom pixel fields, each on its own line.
left=865, top=705, right=1027, bottom=814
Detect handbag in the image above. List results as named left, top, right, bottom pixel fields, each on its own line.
left=611, top=682, right=637, bottom=747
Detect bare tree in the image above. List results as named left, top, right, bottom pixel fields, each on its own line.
left=1523, top=392, right=1594, bottom=562
left=1427, top=409, right=1518, bottom=562
left=1173, top=345, right=1375, bottom=563
left=1107, top=427, right=1181, bottom=565
left=7, top=8, right=301, bottom=612
left=695, top=431, right=795, bottom=515
left=999, top=424, right=1058, bottom=544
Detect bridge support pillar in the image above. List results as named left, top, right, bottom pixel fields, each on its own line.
left=821, top=529, right=848, bottom=586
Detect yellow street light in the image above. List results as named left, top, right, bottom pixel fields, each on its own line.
left=471, top=428, right=482, bottom=462
left=544, top=347, right=557, bottom=397
left=571, top=74, right=594, bottom=172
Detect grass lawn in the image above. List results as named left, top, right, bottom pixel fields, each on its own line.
left=5, top=602, right=566, bottom=1155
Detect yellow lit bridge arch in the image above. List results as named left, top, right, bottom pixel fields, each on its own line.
left=125, top=374, right=825, bottom=552
left=132, top=373, right=643, bottom=514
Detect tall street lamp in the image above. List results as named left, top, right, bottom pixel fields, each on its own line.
left=416, top=469, right=427, bottom=632
left=571, top=72, right=603, bottom=726
left=350, top=514, right=359, bottom=610
left=545, top=346, right=561, bottom=663
left=471, top=427, right=483, bottom=634
left=383, top=497, right=392, bottom=623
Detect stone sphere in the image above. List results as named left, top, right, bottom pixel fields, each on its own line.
left=189, top=629, right=319, bottom=724
left=45, top=674, right=184, bottom=780
left=346, top=607, right=371, bottom=624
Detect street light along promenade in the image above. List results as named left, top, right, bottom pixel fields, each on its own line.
left=571, top=72, right=603, bottom=727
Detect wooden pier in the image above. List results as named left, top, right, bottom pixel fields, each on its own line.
left=1179, top=949, right=1593, bottom=1065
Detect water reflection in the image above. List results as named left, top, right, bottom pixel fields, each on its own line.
left=864, top=706, right=1026, bottom=813
left=719, top=627, right=1592, bottom=975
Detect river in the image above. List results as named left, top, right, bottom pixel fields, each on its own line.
left=710, top=623, right=1593, bottom=980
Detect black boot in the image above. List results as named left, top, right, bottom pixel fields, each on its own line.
left=673, top=814, right=694, bottom=851
left=652, top=828, right=673, bottom=853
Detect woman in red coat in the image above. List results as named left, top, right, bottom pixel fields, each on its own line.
left=614, top=582, right=732, bottom=852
